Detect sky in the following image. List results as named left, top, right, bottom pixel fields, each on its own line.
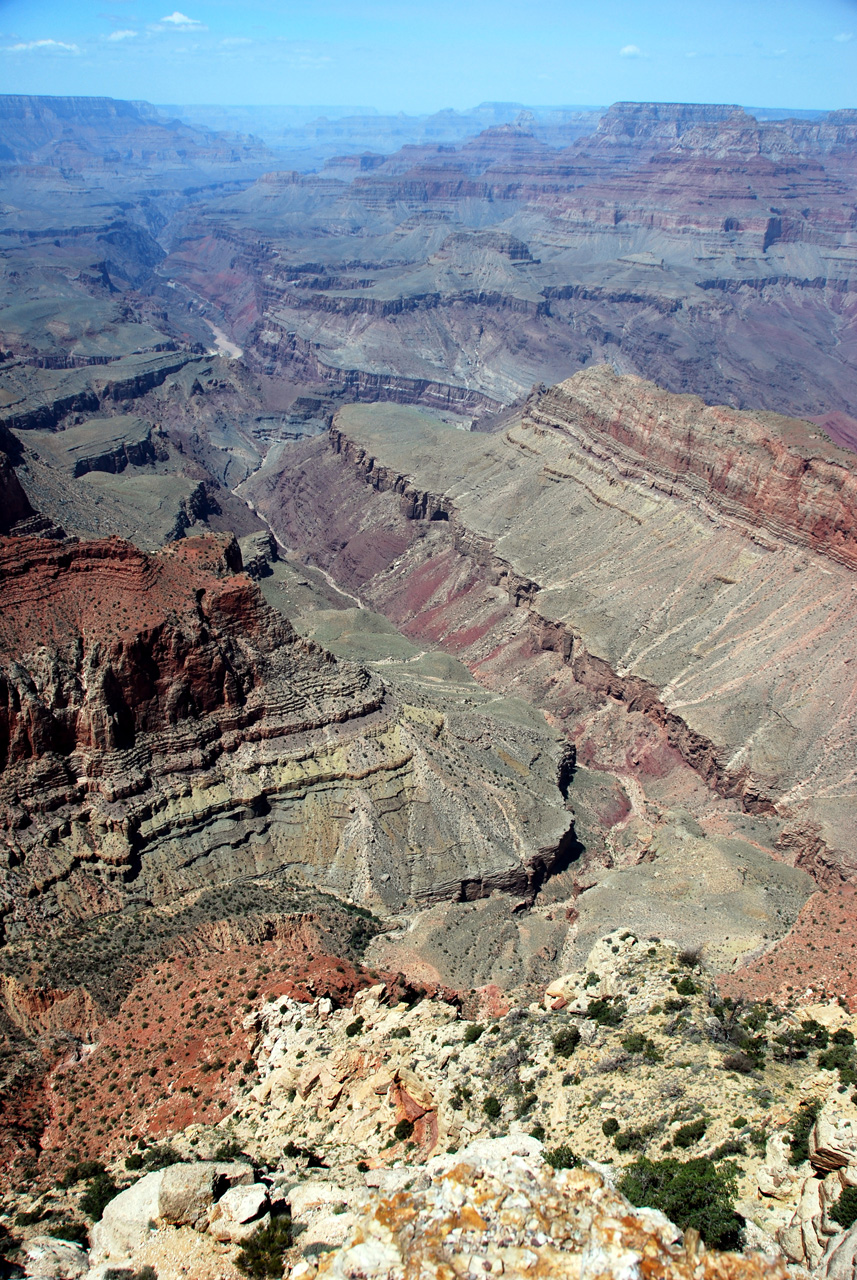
left=0, top=0, right=855, bottom=114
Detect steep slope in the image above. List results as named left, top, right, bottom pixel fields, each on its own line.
left=0, top=530, right=573, bottom=942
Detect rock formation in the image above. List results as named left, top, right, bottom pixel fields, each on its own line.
left=0, top=529, right=573, bottom=940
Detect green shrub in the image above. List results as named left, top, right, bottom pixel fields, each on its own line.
left=584, top=972, right=600, bottom=989
left=60, top=1160, right=106, bottom=1189
left=463, top=1023, right=484, bottom=1044
left=545, top=1145, right=578, bottom=1170
left=673, top=1118, right=707, bottom=1149
left=483, top=1096, right=502, bottom=1119
left=710, top=1139, right=746, bottom=1160
left=587, top=998, right=625, bottom=1027
left=664, top=997, right=687, bottom=1013
left=614, top=1128, right=645, bottom=1152
left=345, top=1016, right=365, bottom=1038
left=516, top=1093, right=538, bottom=1118
left=143, top=1144, right=183, bottom=1171
left=817, top=1043, right=856, bottom=1084
left=394, top=1118, right=414, bottom=1142
left=672, top=977, right=698, bottom=997
left=722, top=1051, right=755, bottom=1074
left=389, top=1027, right=411, bottom=1039
left=553, top=1026, right=581, bottom=1058
left=731, top=1116, right=748, bottom=1129
left=529, top=1124, right=546, bottom=1141
left=831, top=1186, right=857, bottom=1230
left=618, top=1156, right=742, bottom=1250
left=621, top=1033, right=662, bottom=1062
left=235, top=1217, right=293, bottom=1279
left=602, top=1118, right=620, bottom=1137
left=80, top=1173, right=120, bottom=1221
left=788, top=1099, right=822, bottom=1166
left=125, top=1153, right=144, bottom=1171
left=832, top=1028, right=855, bottom=1046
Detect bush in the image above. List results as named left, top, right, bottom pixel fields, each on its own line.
left=80, top=1173, right=120, bottom=1221
left=60, top=1160, right=106, bottom=1189
left=483, top=1096, right=502, bottom=1119
left=614, top=1129, right=646, bottom=1152
left=394, top=1118, right=414, bottom=1142
left=143, top=1144, right=183, bottom=1171
left=125, top=1153, right=144, bottom=1171
left=345, top=1016, right=365, bottom=1038
left=673, top=977, right=698, bottom=997
left=832, top=1028, right=855, bottom=1046
left=664, top=997, right=687, bottom=1013
left=235, top=1217, right=293, bottom=1279
left=722, top=1051, right=755, bottom=1074
left=788, top=1099, right=822, bottom=1166
left=553, top=1026, right=581, bottom=1058
left=463, top=1023, right=484, bottom=1044
left=621, top=1033, right=662, bottom=1062
left=544, top=1145, right=578, bottom=1170
left=529, top=1124, right=546, bottom=1141
left=817, top=1043, right=856, bottom=1085
left=831, top=1186, right=857, bottom=1230
left=602, top=1118, right=620, bottom=1136
left=587, top=998, right=625, bottom=1027
left=515, top=1093, right=538, bottom=1118
left=673, top=1118, right=707, bottom=1149
left=618, top=1156, right=742, bottom=1250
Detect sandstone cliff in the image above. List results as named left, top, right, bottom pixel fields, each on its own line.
left=0, top=530, right=573, bottom=940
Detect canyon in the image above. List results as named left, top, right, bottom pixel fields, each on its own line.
left=1, top=92, right=857, bottom=1279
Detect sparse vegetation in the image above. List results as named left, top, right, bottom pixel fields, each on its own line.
left=552, top=1026, right=581, bottom=1058
left=544, top=1144, right=578, bottom=1170
left=235, top=1216, right=293, bottom=1279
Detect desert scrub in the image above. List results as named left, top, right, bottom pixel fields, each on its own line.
left=618, top=1156, right=742, bottom=1251
left=80, top=1173, right=120, bottom=1221
left=236, top=1216, right=293, bottom=1279
left=544, top=1144, right=578, bottom=1170
left=789, top=1099, right=823, bottom=1165
left=463, top=1023, right=484, bottom=1044
left=586, top=997, right=626, bottom=1027
left=621, top=1032, right=662, bottom=1063
left=345, top=1016, right=365, bottom=1038
left=673, top=1118, right=707, bottom=1149
left=552, top=1026, right=581, bottom=1058
left=483, top=1096, right=502, bottom=1119
left=831, top=1186, right=857, bottom=1230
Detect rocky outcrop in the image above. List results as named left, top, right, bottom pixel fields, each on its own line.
left=532, top=368, right=857, bottom=571
left=313, top=1138, right=790, bottom=1280
left=0, top=530, right=573, bottom=937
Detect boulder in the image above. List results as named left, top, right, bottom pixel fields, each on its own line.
left=811, top=1099, right=857, bottom=1172
left=821, top=1223, right=857, bottom=1279
left=158, top=1160, right=255, bottom=1229
left=758, top=1134, right=803, bottom=1201
left=89, top=1169, right=164, bottom=1262
left=21, top=1235, right=88, bottom=1279
left=209, top=1183, right=271, bottom=1243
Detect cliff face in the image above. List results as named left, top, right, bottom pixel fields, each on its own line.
left=247, top=372, right=857, bottom=900
left=0, top=532, right=574, bottom=941
left=534, top=369, right=857, bottom=570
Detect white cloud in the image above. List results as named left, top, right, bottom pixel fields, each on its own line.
left=834, top=31, right=853, bottom=42
left=619, top=44, right=644, bottom=58
left=221, top=36, right=252, bottom=46
left=4, top=38, right=80, bottom=53
left=161, top=10, right=203, bottom=25
left=107, top=28, right=138, bottom=40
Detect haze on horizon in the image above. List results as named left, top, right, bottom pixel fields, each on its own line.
left=0, top=0, right=855, bottom=115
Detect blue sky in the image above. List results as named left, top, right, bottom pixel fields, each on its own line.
left=1, top=0, right=855, bottom=112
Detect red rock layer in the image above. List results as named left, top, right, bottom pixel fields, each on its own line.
left=533, top=368, right=857, bottom=570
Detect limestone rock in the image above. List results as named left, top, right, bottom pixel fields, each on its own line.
left=758, top=1135, right=803, bottom=1201
left=208, top=1183, right=270, bottom=1243
left=21, top=1235, right=89, bottom=1280
left=89, top=1169, right=164, bottom=1262
left=821, top=1224, right=857, bottom=1279
left=313, top=1137, right=790, bottom=1280
left=158, top=1161, right=255, bottom=1229
left=811, top=1099, right=857, bottom=1172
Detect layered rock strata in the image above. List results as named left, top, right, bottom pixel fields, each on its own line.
left=247, top=368, right=857, bottom=881
left=0, top=531, right=573, bottom=940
